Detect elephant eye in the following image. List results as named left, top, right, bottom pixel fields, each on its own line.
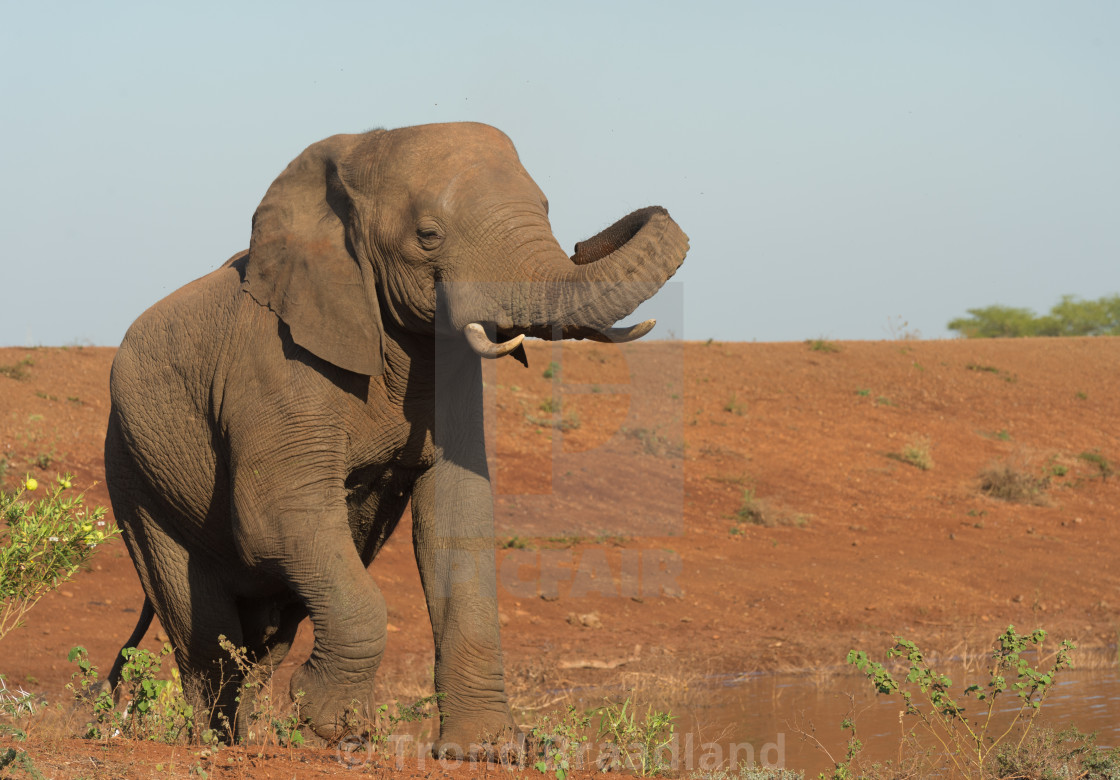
left=416, top=224, right=444, bottom=250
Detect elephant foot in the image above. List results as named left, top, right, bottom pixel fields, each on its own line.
left=432, top=711, right=522, bottom=763
left=289, top=664, right=376, bottom=740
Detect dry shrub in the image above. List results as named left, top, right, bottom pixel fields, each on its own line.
left=979, top=461, right=1049, bottom=505
left=993, top=725, right=1120, bottom=779
left=733, top=490, right=808, bottom=529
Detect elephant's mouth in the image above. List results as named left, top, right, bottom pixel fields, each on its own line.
left=453, top=205, right=686, bottom=362
left=462, top=319, right=657, bottom=359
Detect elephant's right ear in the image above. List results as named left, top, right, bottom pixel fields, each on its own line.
left=242, top=133, right=385, bottom=376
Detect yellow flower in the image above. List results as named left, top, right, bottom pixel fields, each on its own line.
left=24, top=477, right=38, bottom=491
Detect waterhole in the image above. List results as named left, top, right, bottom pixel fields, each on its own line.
left=669, top=664, right=1120, bottom=775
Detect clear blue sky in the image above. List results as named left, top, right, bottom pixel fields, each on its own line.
left=2, top=1, right=1118, bottom=345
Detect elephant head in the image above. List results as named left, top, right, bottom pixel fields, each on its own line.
left=241, top=122, right=688, bottom=372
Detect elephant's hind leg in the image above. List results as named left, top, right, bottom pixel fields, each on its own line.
left=109, top=489, right=248, bottom=739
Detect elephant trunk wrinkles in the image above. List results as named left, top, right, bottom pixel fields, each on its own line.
left=456, top=206, right=688, bottom=349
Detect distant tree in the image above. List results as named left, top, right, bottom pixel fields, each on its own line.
left=948, top=294, right=1120, bottom=338
left=1047, top=294, right=1120, bottom=336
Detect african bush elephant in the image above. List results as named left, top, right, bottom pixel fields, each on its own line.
left=104, top=122, right=687, bottom=754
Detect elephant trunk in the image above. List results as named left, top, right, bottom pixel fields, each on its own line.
left=456, top=206, right=688, bottom=355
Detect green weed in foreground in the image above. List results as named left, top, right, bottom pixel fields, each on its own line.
left=527, top=704, right=592, bottom=780
left=1, top=475, right=117, bottom=642
left=68, top=644, right=195, bottom=743
left=596, top=699, right=676, bottom=776
left=832, top=627, right=1077, bottom=779
left=521, top=698, right=678, bottom=779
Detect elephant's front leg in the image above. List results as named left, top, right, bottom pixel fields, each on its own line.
left=411, top=460, right=518, bottom=758
left=231, top=466, right=387, bottom=739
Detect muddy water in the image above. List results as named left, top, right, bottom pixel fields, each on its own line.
left=676, top=666, right=1120, bottom=775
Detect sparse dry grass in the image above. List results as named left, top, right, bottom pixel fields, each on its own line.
left=730, top=489, right=808, bottom=530
left=887, top=436, right=933, bottom=471
left=979, top=461, right=1049, bottom=504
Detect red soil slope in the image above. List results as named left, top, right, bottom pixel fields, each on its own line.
left=1, top=338, right=1118, bottom=776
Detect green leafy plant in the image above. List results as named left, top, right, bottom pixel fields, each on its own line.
left=69, top=643, right=195, bottom=742
left=368, top=694, right=442, bottom=758
left=543, top=361, right=561, bottom=379
left=272, top=689, right=305, bottom=754
left=846, top=626, right=1075, bottom=778
left=66, top=645, right=116, bottom=739
left=526, top=704, right=592, bottom=780
left=595, top=698, right=676, bottom=776
left=1, top=475, right=116, bottom=642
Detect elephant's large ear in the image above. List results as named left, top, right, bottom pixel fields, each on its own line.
left=242, top=133, right=385, bottom=376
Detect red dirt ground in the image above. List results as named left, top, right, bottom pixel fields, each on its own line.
left=1, top=338, right=1118, bottom=777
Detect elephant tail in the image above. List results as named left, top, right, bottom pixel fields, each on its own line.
left=106, top=597, right=156, bottom=691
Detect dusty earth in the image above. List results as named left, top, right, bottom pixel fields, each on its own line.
left=1, top=337, right=1119, bottom=777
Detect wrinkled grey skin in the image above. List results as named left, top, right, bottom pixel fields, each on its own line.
left=105, top=122, right=687, bottom=754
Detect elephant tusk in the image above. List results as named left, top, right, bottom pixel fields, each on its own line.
left=464, top=323, right=526, bottom=359
left=586, top=319, right=657, bottom=343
